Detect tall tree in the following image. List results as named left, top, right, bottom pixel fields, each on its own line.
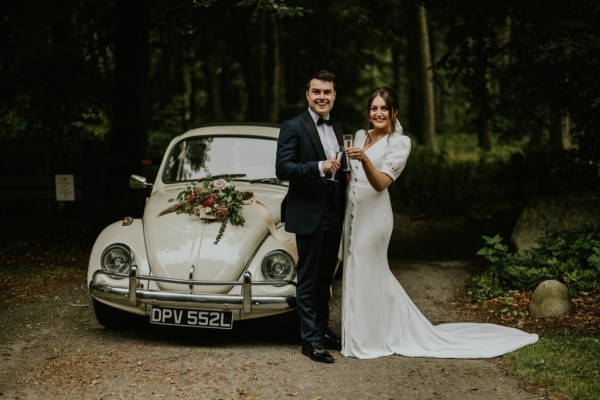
left=431, top=0, right=506, bottom=151
left=550, top=109, right=572, bottom=152
left=415, top=4, right=437, bottom=151
left=106, top=0, right=150, bottom=219
left=506, top=1, right=596, bottom=156
left=472, top=31, right=493, bottom=151
left=270, top=13, right=283, bottom=122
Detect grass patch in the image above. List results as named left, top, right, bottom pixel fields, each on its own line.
left=506, top=336, right=600, bottom=400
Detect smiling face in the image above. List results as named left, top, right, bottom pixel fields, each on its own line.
left=369, top=95, right=392, bottom=133
left=306, top=78, right=336, bottom=118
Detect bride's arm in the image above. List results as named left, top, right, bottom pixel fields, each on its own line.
left=346, top=147, right=393, bottom=192
left=346, top=133, right=411, bottom=192
left=359, top=156, right=393, bottom=192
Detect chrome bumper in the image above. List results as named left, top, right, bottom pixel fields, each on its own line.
left=89, top=265, right=296, bottom=314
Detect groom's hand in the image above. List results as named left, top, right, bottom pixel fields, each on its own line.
left=323, top=159, right=340, bottom=174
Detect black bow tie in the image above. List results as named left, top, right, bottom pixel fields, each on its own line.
left=317, top=117, right=333, bottom=126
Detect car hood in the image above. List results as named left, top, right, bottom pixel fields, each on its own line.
left=143, top=182, right=286, bottom=293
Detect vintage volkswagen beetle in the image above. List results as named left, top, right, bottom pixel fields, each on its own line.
left=88, top=124, right=299, bottom=330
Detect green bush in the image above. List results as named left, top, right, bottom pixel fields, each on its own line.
left=390, top=143, right=523, bottom=217
left=471, top=224, right=600, bottom=301
left=390, top=133, right=598, bottom=219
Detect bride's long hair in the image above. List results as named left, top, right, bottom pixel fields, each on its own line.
left=363, top=86, right=399, bottom=137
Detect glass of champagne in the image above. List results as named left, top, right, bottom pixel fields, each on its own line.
left=327, top=145, right=344, bottom=182
left=343, top=134, right=353, bottom=171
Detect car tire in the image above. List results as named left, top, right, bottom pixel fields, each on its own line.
left=92, top=298, right=145, bottom=330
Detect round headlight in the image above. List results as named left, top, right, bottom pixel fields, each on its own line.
left=101, top=244, right=134, bottom=274
left=261, top=250, right=295, bottom=281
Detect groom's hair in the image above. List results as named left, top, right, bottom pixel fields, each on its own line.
left=306, top=70, right=336, bottom=90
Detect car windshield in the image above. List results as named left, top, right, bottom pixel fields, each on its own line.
left=162, top=136, right=278, bottom=183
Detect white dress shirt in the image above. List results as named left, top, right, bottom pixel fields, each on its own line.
left=308, top=109, right=338, bottom=176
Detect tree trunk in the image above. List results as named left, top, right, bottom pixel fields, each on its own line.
left=473, top=37, right=492, bottom=152
left=204, top=53, right=224, bottom=121
left=257, top=11, right=268, bottom=121
left=107, top=0, right=150, bottom=222
left=270, top=13, right=282, bottom=122
left=416, top=5, right=437, bottom=152
left=550, top=108, right=572, bottom=151
left=475, top=101, right=492, bottom=151
left=404, top=2, right=421, bottom=140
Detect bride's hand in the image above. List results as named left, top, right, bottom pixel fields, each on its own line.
left=346, top=146, right=366, bottom=162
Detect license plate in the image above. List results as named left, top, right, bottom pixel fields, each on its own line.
left=150, top=307, right=233, bottom=329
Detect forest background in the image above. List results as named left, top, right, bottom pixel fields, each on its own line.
left=0, top=0, right=598, bottom=237
left=1, top=2, right=599, bottom=398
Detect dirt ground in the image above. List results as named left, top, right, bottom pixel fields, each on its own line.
left=0, top=260, right=544, bottom=400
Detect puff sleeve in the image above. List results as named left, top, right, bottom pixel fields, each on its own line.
left=380, top=131, right=411, bottom=181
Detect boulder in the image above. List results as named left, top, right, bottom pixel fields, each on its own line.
left=511, top=192, right=600, bottom=254
left=529, top=280, right=573, bottom=318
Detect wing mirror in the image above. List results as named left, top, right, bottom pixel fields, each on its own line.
left=129, top=174, right=153, bottom=189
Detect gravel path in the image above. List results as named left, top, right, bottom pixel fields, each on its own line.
left=0, top=260, right=539, bottom=400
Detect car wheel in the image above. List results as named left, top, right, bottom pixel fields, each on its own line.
left=92, top=298, right=145, bottom=330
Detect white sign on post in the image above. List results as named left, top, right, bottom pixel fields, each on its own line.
left=55, top=174, right=75, bottom=201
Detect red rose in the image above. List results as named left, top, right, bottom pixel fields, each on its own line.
left=202, top=195, right=217, bottom=208
left=187, top=187, right=202, bottom=202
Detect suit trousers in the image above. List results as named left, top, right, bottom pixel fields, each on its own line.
left=295, top=223, right=342, bottom=343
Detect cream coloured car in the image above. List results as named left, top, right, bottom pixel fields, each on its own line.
left=88, top=124, right=299, bottom=330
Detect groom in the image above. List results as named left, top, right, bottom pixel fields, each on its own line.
left=275, top=70, right=346, bottom=363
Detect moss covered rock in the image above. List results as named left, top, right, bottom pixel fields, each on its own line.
left=530, top=280, right=573, bottom=318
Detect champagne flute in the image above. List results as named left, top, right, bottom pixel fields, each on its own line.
left=343, top=134, right=353, bottom=171
left=327, top=145, right=344, bottom=182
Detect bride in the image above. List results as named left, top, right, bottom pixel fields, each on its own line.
left=341, top=86, right=539, bottom=359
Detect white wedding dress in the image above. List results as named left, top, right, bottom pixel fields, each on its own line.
left=341, top=126, right=539, bottom=359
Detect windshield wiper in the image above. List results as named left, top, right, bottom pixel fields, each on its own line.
left=249, top=177, right=285, bottom=185
left=196, top=173, right=247, bottom=182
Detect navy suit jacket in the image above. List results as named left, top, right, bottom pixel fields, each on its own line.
left=275, top=110, right=347, bottom=235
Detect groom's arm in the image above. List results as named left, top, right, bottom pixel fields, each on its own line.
left=276, top=121, right=320, bottom=181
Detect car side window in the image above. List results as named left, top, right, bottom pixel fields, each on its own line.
left=163, top=138, right=211, bottom=183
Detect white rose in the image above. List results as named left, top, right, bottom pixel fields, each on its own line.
left=212, top=179, right=229, bottom=191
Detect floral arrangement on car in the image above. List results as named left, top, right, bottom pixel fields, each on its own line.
left=158, top=167, right=253, bottom=244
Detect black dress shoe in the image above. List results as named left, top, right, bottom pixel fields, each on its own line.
left=302, top=341, right=334, bottom=364
left=322, top=327, right=342, bottom=351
